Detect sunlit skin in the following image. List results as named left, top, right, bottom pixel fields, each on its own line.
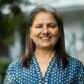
left=30, top=12, right=60, bottom=50
left=30, top=12, right=60, bottom=77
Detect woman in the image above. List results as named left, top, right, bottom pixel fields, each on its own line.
left=4, top=4, right=84, bottom=84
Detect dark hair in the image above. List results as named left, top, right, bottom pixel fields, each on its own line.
left=23, top=4, right=68, bottom=69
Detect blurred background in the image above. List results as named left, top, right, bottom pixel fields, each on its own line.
left=0, top=0, right=84, bottom=83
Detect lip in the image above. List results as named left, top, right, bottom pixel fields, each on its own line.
left=39, top=36, right=51, bottom=41
left=40, top=36, right=51, bottom=38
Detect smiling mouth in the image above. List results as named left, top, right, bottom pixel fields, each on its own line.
left=40, top=36, right=51, bottom=40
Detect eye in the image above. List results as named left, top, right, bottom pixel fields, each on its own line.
left=35, top=24, right=43, bottom=28
left=48, top=23, right=56, bottom=28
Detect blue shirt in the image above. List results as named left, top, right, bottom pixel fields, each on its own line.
left=4, top=55, right=84, bottom=84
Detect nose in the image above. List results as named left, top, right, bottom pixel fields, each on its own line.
left=42, top=25, right=49, bottom=34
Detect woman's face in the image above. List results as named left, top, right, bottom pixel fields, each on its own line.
left=30, top=12, right=60, bottom=49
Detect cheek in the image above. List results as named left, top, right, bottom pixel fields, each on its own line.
left=31, top=28, right=41, bottom=37
left=52, top=28, right=60, bottom=36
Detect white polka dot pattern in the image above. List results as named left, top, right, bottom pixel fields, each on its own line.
left=3, top=55, right=84, bottom=84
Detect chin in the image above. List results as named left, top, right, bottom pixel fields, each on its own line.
left=40, top=45, right=52, bottom=49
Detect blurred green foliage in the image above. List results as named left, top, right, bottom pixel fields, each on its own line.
left=0, top=1, right=31, bottom=83
left=0, top=59, right=11, bottom=73
left=0, top=57, right=11, bottom=84
left=0, top=0, right=31, bottom=47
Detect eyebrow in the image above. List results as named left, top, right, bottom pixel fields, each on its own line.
left=35, top=22, right=57, bottom=26
left=47, top=23, right=56, bottom=25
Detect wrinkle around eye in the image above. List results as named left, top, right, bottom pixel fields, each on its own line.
left=36, top=26, right=42, bottom=28
left=35, top=24, right=43, bottom=28
left=35, top=26, right=43, bottom=28
left=47, top=23, right=57, bottom=28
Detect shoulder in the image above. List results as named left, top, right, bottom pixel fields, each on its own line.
left=68, top=56, right=83, bottom=64
left=4, top=58, right=23, bottom=83
left=68, top=56, right=84, bottom=66
left=66, top=57, right=84, bottom=83
left=67, top=56, right=84, bottom=70
left=7, top=58, right=23, bottom=72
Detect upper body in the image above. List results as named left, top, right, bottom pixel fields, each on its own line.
left=4, top=55, right=84, bottom=84
left=4, top=4, right=84, bottom=84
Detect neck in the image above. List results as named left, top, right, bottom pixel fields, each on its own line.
left=34, top=48, right=55, bottom=60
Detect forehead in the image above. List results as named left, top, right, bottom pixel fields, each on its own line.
left=33, top=12, right=57, bottom=24
left=34, top=12, right=54, bottom=19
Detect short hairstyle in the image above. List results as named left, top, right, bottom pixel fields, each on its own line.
left=23, top=4, right=68, bottom=69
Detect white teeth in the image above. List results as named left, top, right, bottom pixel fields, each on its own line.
left=41, top=37, right=49, bottom=39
